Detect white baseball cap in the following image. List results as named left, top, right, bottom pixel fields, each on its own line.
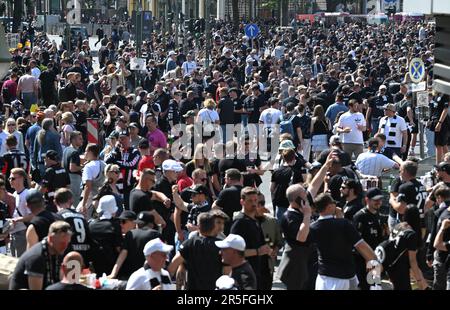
left=96, top=195, right=118, bottom=216
left=143, top=238, right=174, bottom=256
left=162, top=159, right=183, bottom=172
left=168, top=50, right=177, bottom=56
left=215, top=234, right=246, bottom=251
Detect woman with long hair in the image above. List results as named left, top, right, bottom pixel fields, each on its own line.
left=32, top=118, right=62, bottom=180
left=310, top=105, right=331, bottom=160
left=92, top=164, right=123, bottom=217
left=185, top=143, right=216, bottom=199
left=59, top=112, right=76, bottom=149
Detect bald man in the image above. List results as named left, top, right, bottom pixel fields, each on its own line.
left=45, top=251, right=92, bottom=290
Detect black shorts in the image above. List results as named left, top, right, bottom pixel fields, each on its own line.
left=434, top=120, right=449, bottom=146
left=410, top=124, right=419, bottom=134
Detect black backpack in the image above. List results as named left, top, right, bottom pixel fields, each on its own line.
left=375, top=226, right=413, bottom=269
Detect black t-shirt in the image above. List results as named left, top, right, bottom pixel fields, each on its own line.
left=353, top=208, right=384, bottom=250
left=187, top=202, right=211, bottom=226
left=129, top=188, right=155, bottom=215
left=343, top=198, right=364, bottom=221
left=58, top=208, right=91, bottom=263
left=244, top=95, right=264, bottom=124
left=30, top=210, right=62, bottom=241
left=179, top=99, right=197, bottom=123
left=62, top=146, right=81, bottom=175
left=390, top=176, right=402, bottom=218
left=10, top=241, right=61, bottom=290
left=230, top=213, right=265, bottom=283
left=271, top=165, right=303, bottom=208
left=232, top=261, right=257, bottom=290
left=387, top=228, right=418, bottom=272
left=280, top=207, right=311, bottom=247
left=179, top=234, right=223, bottom=290
left=119, top=228, right=161, bottom=279
left=218, top=158, right=246, bottom=184
left=215, top=185, right=243, bottom=235
left=218, top=97, right=235, bottom=125
left=317, top=148, right=352, bottom=167
left=0, top=149, right=29, bottom=190
left=45, top=282, right=93, bottom=290
left=398, top=178, right=427, bottom=226
left=39, top=70, right=56, bottom=90
left=369, top=95, right=390, bottom=119
left=310, top=217, right=362, bottom=279
left=152, top=177, right=175, bottom=221
left=42, top=165, right=71, bottom=212
left=233, top=98, right=243, bottom=124
left=430, top=94, right=449, bottom=120
left=89, top=219, right=123, bottom=276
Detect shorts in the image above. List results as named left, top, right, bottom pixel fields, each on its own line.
left=434, top=120, right=449, bottom=146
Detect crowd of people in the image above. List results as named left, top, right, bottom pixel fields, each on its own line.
left=0, top=15, right=448, bottom=290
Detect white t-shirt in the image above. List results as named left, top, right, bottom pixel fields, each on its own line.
left=337, top=111, right=366, bottom=144
left=82, top=160, right=103, bottom=183
left=11, top=189, right=31, bottom=233
left=378, top=115, right=408, bottom=148
left=198, top=108, right=220, bottom=123
left=259, top=108, right=282, bottom=129
left=126, top=267, right=173, bottom=290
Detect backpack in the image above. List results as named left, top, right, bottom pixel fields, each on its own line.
left=375, top=226, right=414, bottom=269
left=280, top=114, right=295, bottom=137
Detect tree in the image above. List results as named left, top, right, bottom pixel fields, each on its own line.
left=12, top=0, right=22, bottom=32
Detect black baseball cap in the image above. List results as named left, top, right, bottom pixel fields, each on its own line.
left=136, top=211, right=155, bottom=226
left=187, top=184, right=209, bottom=196
left=366, top=188, right=384, bottom=200
left=118, top=210, right=137, bottom=221
left=45, top=150, right=59, bottom=161
left=118, top=129, right=130, bottom=137
left=26, top=189, right=45, bottom=204
left=435, top=162, right=450, bottom=174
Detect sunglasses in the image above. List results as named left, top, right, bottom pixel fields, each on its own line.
left=7, top=124, right=15, bottom=127
left=8, top=177, right=16, bottom=181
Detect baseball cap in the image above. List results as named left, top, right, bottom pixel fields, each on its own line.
left=216, top=275, right=236, bottom=290
left=143, top=238, right=173, bottom=256
left=435, top=162, right=450, bottom=174
left=215, top=234, right=246, bottom=251
left=183, top=110, right=196, bottom=118
left=187, top=184, right=209, bottom=196
left=379, top=85, right=387, bottom=90
left=168, top=50, right=177, bottom=56
left=162, top=160, right=183, bottom=172
left=26, top=189, right=45, bottom=204
left=366, top=188, right=384, bottom=200
left=278, top=140, right=295, bottom=150
left=118, top=128, right=130, bottom=137
left=308, top=161, right=322, bottom=172
left=118, top=210, right=137, bottom=221
left=44, top=150, right=59, bottom=161
left=96, top=195, right=118, bottom=215
left=383, top=103, right=396, bottom=112
left=136, top=211, right=155, bottom=226
left=128, top=122, right=139, bottom=129
left=329, top=135, right=342, bottom=145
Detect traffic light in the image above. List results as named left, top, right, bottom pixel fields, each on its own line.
left=184, top=19, right=194, bottom=32
left=434, top=15, right=450, bottom=95
left=194, top=19, right=201, bottom=34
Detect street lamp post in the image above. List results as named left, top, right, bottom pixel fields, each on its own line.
left=205, top=0, right=210, bottom=67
